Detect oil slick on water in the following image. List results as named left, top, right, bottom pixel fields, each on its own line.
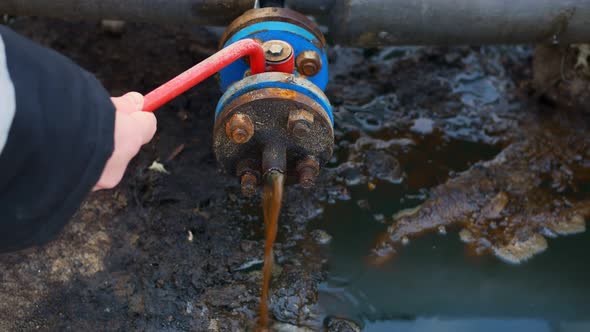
left=313, top=45, right=590, bottom=331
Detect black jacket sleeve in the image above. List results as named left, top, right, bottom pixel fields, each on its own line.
left=0, top=26, right=115, bottom=253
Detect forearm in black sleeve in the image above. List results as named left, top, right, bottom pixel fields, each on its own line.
left=0, top=26, right=115, bottom=253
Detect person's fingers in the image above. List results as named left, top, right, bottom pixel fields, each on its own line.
left=93, top=113, right=135, bottom=190
left=93, top=150, right=129, bottom=190
left=129, top=111, right=157, bottom=144
left=111, top=92, right=144, bottom=114
left=94, top=93, right=157, bottom=191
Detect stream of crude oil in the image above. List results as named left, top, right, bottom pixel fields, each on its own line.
left=259, top=170, right=285, bottom=330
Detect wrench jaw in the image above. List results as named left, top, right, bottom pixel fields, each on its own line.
left=214, top=8, right=333, bottom=193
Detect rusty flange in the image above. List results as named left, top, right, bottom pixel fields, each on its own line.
left=213, top=73, right=333, bottom=177
left=219, top=7, right=326, bottom=49
left=217, top=6, right=329, bottom=92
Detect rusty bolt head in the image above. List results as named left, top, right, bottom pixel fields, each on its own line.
left=268, top=44, right=283, bottom=56
left=288, top=109, right=314, bottom=139
left=296, top=158, right=320, bottom=189
left=240, top=172, right=258, bottom=197
left=225, top=113, right=254, bottom=144
left=292, top=122, right=311, bottom=138
left=262, top=40, right=293, bottom=63
left=296, top=50, right=322, bottom=76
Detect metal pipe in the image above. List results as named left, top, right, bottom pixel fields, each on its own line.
left=262, top=144, right=286, bottom=175
left=143, top=38, right=265, bottom=112
left=320, top=0, right=590, bottom=47
left=284, top=0, right=334, bottom=16
left=0, top=0, right=255, bottom=26
left=2, top=0, right=590, bottom=46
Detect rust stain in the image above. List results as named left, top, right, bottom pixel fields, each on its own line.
left=219, top=7, right=326, bottom=50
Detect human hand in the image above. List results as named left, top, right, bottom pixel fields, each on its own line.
left=94, top=92, right=157, bottom=191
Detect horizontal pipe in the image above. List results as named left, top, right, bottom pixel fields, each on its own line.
left=324, top=0, right=590, bottom=47
left=2, top=0, right=590, bottom=46
left=284, top=0, right=334, bottom=16
left=0, top=0, right=255, bottom=26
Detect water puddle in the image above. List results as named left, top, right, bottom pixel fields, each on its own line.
left=248, top=43, right=590, bottom=331
left=312, top=125, right=590, bottom=331
left=318, top=225, right=590, bottom=331
left=254, top=45, right=588, bottom=331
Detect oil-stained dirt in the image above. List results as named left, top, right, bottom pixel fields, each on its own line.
left=0, top=15, right=588, bottom=332
left=533, top=43, right=590, bottom=112
left=0, top=18, right=326, bottom=331
left=369, top=44, right=590, bottom=266
left=371, top=111, right=590, bottom=265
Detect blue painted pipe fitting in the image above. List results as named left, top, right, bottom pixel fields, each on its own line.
left=216, top=8, right=332, bottom=127
left=212, top=8, right=334, bottom=189
left=219, top=21, right=329, bottom=92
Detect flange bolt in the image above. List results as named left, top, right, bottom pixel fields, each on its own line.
left=296, top=158, right=320, bottom=189
left=296, top=50, right=322, bottom=76
left=262, top=40, right=293, bottom=63
left=288, top=109, right=314, bottom=139
left=225, top=113, right=254, bottom=144
left=240, top=172, right=258, bottom=197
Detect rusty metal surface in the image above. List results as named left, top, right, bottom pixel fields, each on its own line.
left=213, top=87, right=333, bottom=178
left=217, top=72, right=332, bottom=119
left=219, top=7, right=326, bottom=48
left=262, top=144, right=287, bottom=174
left=263, top=40, right=293, bottom=63
left=295, top=50, right=322, bottom=77
left=288, top=109, right=314, bottom=139
left=296, top=157, right=320, bottom=189
left=239, top=172, right=258, bottom=196
left=225, top=113, right=254, bottom=144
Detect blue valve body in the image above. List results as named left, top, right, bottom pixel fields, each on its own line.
left=217, top=20, right=332, bottom=126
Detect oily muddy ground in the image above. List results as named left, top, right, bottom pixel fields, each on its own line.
left=0, top=16, right=588, bottom=332
left=369, top=44, right=590, bottom=266
left=0, top=17, right=326, bottom=332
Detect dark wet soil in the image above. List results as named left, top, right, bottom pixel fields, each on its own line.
left=371, top=111, right=590, bottom=265
left=0, top=18, right=324, bottom=331
left=0, top=15, right=588, bottom=332
left=368, top=44, right=590, bottom=266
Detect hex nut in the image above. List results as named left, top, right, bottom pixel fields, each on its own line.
left=240, top=172, right=258, bottom=197
left=288, top=110, right=314, bottom=139
left=268, top=44, right=283, bottom=56
left=296, top=50, right=322, bottom=76
left=296, top=158, right=320, bottom=189
left=225, top=113, right=254, bottom=144
left=262, top=40, right=293, bottom=63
